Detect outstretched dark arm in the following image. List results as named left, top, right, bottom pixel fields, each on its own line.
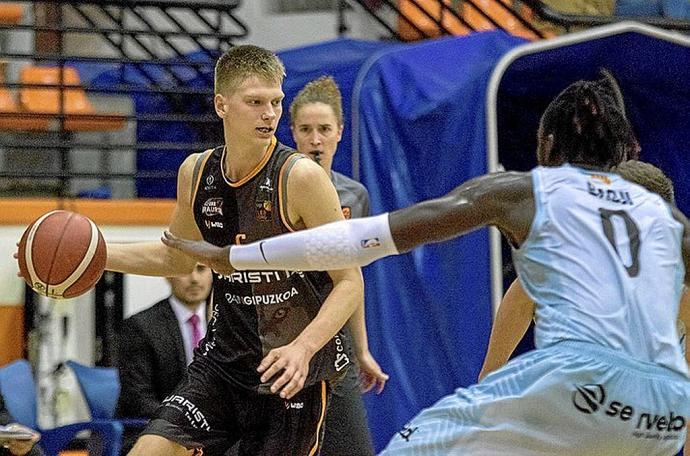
left=391, top=172, right=534, bottom=253
left=163, top=171, right=536, bottom=272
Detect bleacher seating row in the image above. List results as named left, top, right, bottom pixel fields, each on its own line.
left=1, top=3, right=125, bottom=133
left=0, top=65, right=125, bottom=132
left=399, top=0, right=547, bottom=41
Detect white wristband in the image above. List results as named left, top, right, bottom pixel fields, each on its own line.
left=229, top=213, right=398, bottom=271
left=227, top=241, right=268, bottom=270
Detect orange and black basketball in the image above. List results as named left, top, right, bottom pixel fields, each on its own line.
left=17, top=210, right=107, bottom=299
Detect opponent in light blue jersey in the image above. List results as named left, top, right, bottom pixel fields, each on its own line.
left=515, top=164, right=687, bottom=375
left=164, top=72, right=690, bottom=455
left=480, top=160, right=690, bottom=384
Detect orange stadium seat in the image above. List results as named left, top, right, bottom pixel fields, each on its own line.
left=0, top=3, right=24, bottom=25
left=398, top=0, right=471, bottom=41
left=398, top=0, right=440, bottom=41
left=462, top=0, right=539, bottom=40
left=0, top=84, right=49, bottom=131
left=18, top=65, right=125, bottom=132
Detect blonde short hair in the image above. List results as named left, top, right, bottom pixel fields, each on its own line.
left=289, top=76, right=343, bottom=126
left=214, top=45, right=286, bottom=95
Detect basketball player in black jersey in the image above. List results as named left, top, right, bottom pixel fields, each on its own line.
left=105, top=45, right=363, bottom=456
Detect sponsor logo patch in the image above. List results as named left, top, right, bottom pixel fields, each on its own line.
left=225, top=287, right=300, bottom=306
left=571, top=383, right=685, bottom=440
left=398, top=425, right=418, bottom=442
left=204, top=174, right=216, bottom=191
left=333, top=333, right=350, bottom=372
left=162, top=395, right=211, bottom=431
left=361, top=238, right=381, bottom=249
left=204, top=220, right=224, bottom=229
left=202, top=197, right=224, bottom=216
left=572, top=383, right=606, bottom=414
left=284, top=401, right=304, bottom=410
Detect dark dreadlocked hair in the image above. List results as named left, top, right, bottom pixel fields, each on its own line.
left=613, top=160, right=675, bottom=204
left=538, top=69, right=640, bottom=170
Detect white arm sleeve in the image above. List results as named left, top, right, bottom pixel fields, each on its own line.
left=229, top=213, right=399, bottom=271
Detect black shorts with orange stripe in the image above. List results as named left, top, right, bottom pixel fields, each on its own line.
left=141, top=364, right=331, bottom=456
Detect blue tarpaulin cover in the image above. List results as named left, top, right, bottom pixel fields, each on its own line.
left=352, top=32, right=524, bottom=450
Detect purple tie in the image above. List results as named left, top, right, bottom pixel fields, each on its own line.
left=188, top=314, right=202, bottom=349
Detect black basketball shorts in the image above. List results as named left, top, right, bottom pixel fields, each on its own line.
left=141, top=364, right=331, bottom=456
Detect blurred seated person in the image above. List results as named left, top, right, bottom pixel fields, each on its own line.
left=614, top=0, right=664, bottom=16
left=540, top=0, right=615, bottom=16
left=662, top=0, right=690, bottom=19
left=0, top=395, right=42, bottom=456
left=116, top=264, right=212, bottom=451
left=615, top=0, right=690, bottom=18
left=523, top=0, right=615, bottom=36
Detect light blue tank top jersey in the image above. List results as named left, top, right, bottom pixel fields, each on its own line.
left=513, top=164, right=687, bottom=376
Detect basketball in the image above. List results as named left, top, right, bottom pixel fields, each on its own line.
left=17, top=210, right=107, bottom=299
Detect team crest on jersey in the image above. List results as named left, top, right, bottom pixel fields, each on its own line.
left=341, top=206, right=351, bottom=219
left=256, top=200, right=272, bottom=221
left=202, top=198, right=223, bottom=217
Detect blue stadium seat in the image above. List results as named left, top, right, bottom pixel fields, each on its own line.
left=66, top=360, right=148, bottom=429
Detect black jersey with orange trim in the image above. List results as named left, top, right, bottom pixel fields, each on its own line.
left=190, top=139, right=352, bottom=393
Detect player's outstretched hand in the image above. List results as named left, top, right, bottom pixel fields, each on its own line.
left=358, top=349, right=389, bottom=394
left=161, top=231, right=234, bottom=276
left=257, top=341, right=312, bottom=400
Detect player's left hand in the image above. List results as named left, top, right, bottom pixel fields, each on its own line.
left=258, top=341, right=312, bottom=399
left=357, top=350, right=389, bottom=394
left=161, top=231, right=234, bottom=275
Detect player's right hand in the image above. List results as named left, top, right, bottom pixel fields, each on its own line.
left=257, top=341, right=312, bottom=400
left=161, top=231, right=235, bottom=276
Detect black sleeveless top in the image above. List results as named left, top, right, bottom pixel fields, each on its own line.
left=190, top=138, right=351, bottom=393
